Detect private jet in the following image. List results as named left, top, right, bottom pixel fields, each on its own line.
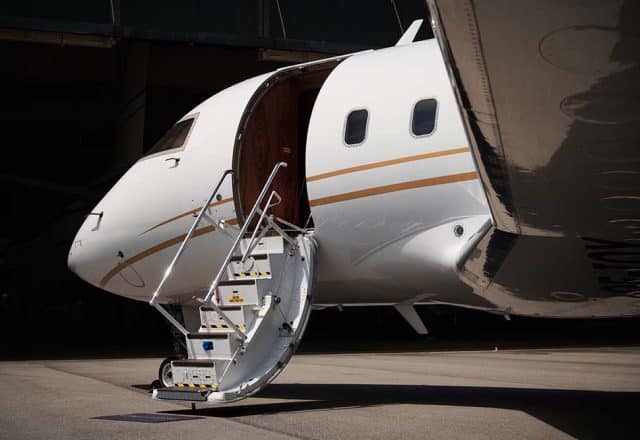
left=68, top=2, right=640, bottom=405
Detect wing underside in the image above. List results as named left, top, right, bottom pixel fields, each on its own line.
left=427, top=0, right=640, bottom=317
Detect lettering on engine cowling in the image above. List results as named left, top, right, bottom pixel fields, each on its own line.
left=583, top=237, right=640, bottom=295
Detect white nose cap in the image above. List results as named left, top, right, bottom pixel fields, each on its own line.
left=67, top=237, right=106, bottom=288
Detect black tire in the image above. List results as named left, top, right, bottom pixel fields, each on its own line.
left=158, top=356, right=181, bottom=388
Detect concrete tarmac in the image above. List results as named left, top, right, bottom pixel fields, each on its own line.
left=1, top=347, right=640, bottom=439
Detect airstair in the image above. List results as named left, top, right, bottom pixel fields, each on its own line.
left=149, top=162, right=316, bottom=403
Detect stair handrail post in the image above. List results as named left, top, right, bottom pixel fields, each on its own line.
left=149, top=169, right=234, bottom=306
left=241, top=214, right=276, bottom=263
left=203, top=161, right=288, bottom=305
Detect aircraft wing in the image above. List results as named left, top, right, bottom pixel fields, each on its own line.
left=426, top=0, right=640, bottom=317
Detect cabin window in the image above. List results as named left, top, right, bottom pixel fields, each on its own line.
left=412, top=99, right=437, bottom=136
left=344, top=109, right=368, bottom=145
left=145, top=117, right=195, bottom=157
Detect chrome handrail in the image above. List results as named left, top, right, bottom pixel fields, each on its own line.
left=149, top=169, right=233, bottom=306
left=203, top=162, right=288, bottom=306
left=241, top=190, right=281, bottom=263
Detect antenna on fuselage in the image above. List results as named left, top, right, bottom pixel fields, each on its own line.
left=396, top=19, right=423, bottom=46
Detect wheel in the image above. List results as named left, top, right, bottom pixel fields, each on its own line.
left=158, top=356, right=180, bottom=388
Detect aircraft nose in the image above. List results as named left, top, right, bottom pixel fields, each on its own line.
left=68, top=210, right=116, bottom=287
left=67, top=218, right=114, bottom=287
left=68, top=210, right=149, bottom=296
left=67, top=239, right=82, bottom=275
left=67, top=236, right=106, bottom=288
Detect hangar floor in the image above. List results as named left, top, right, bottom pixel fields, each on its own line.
left=1, top=348, right=639, bottom=439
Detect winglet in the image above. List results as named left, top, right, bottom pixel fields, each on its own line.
left=395, top=19, right=423, bottom=46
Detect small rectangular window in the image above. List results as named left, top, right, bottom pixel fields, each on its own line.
left=345, top=109, right=368, bottom=145
left=412, top=99, right=437, bottom=136
left=145, top=118, right=195, bottom=157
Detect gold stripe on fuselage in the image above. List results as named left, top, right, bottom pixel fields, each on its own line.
left=306, top=146, right=469, bottom=182
left=309, top=171, right=478, bottom=207
left=141, top=197, right=233, bottom=235
left=141, top=147, right=469, bottom=235
left=100, top=225, right=217, bottom=287
left=101, top=218, right=239, bottom=287
left=100, top=148, right=475, bottom=287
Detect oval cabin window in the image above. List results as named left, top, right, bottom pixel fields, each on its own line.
left=412, top=99, right=437, bottom=136
left=344, top=109, right=368, bottom=146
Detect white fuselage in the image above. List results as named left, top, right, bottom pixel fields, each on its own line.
left=68, top=39, right=492, bottom=310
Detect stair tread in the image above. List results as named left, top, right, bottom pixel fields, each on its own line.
left=199, top=326, right=245, bottom=332
left=155, top=387, right=215, bottom=401
left=187, top=333, right=229, bottom=339
left=173, top=383, right=218, bottom=389
left=218, top=279, right=256, bottom=286
left=158, top=386, right=216, bottom=391
left=200, top=305, right=242, bottom=311
left=230, top=254, right=268, bottom=261
left=172, top=359, right=215, bottom=367
left=199, top=329, right=235, bottom=334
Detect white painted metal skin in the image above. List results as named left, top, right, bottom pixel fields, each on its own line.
left=68, top=73, right=269, bottom=300
left=68, top=39, right=492, bottom=313
left=306, top=41, right=490, bottom=307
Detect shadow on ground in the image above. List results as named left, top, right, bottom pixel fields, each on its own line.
left=166, top=383, right=640, bottom=439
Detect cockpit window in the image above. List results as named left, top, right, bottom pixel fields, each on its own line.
left=344, top=109, right=368, bottom=146
left=144, top=117, right=195, bottom=157
left=412, top=99, right=437, bottom=136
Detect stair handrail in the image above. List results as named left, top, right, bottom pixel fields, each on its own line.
left=271, top=214, right=312, bottom=235
left=149, top=169, right=234, bottom=306
left=203, top=161, right=288, bottom=305
left=240, top=190, right=282, bottom=263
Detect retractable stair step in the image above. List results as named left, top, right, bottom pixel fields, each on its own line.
left=149, top=160, right=316, bottom=404
left=156, top=387, right=215, bottom=402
